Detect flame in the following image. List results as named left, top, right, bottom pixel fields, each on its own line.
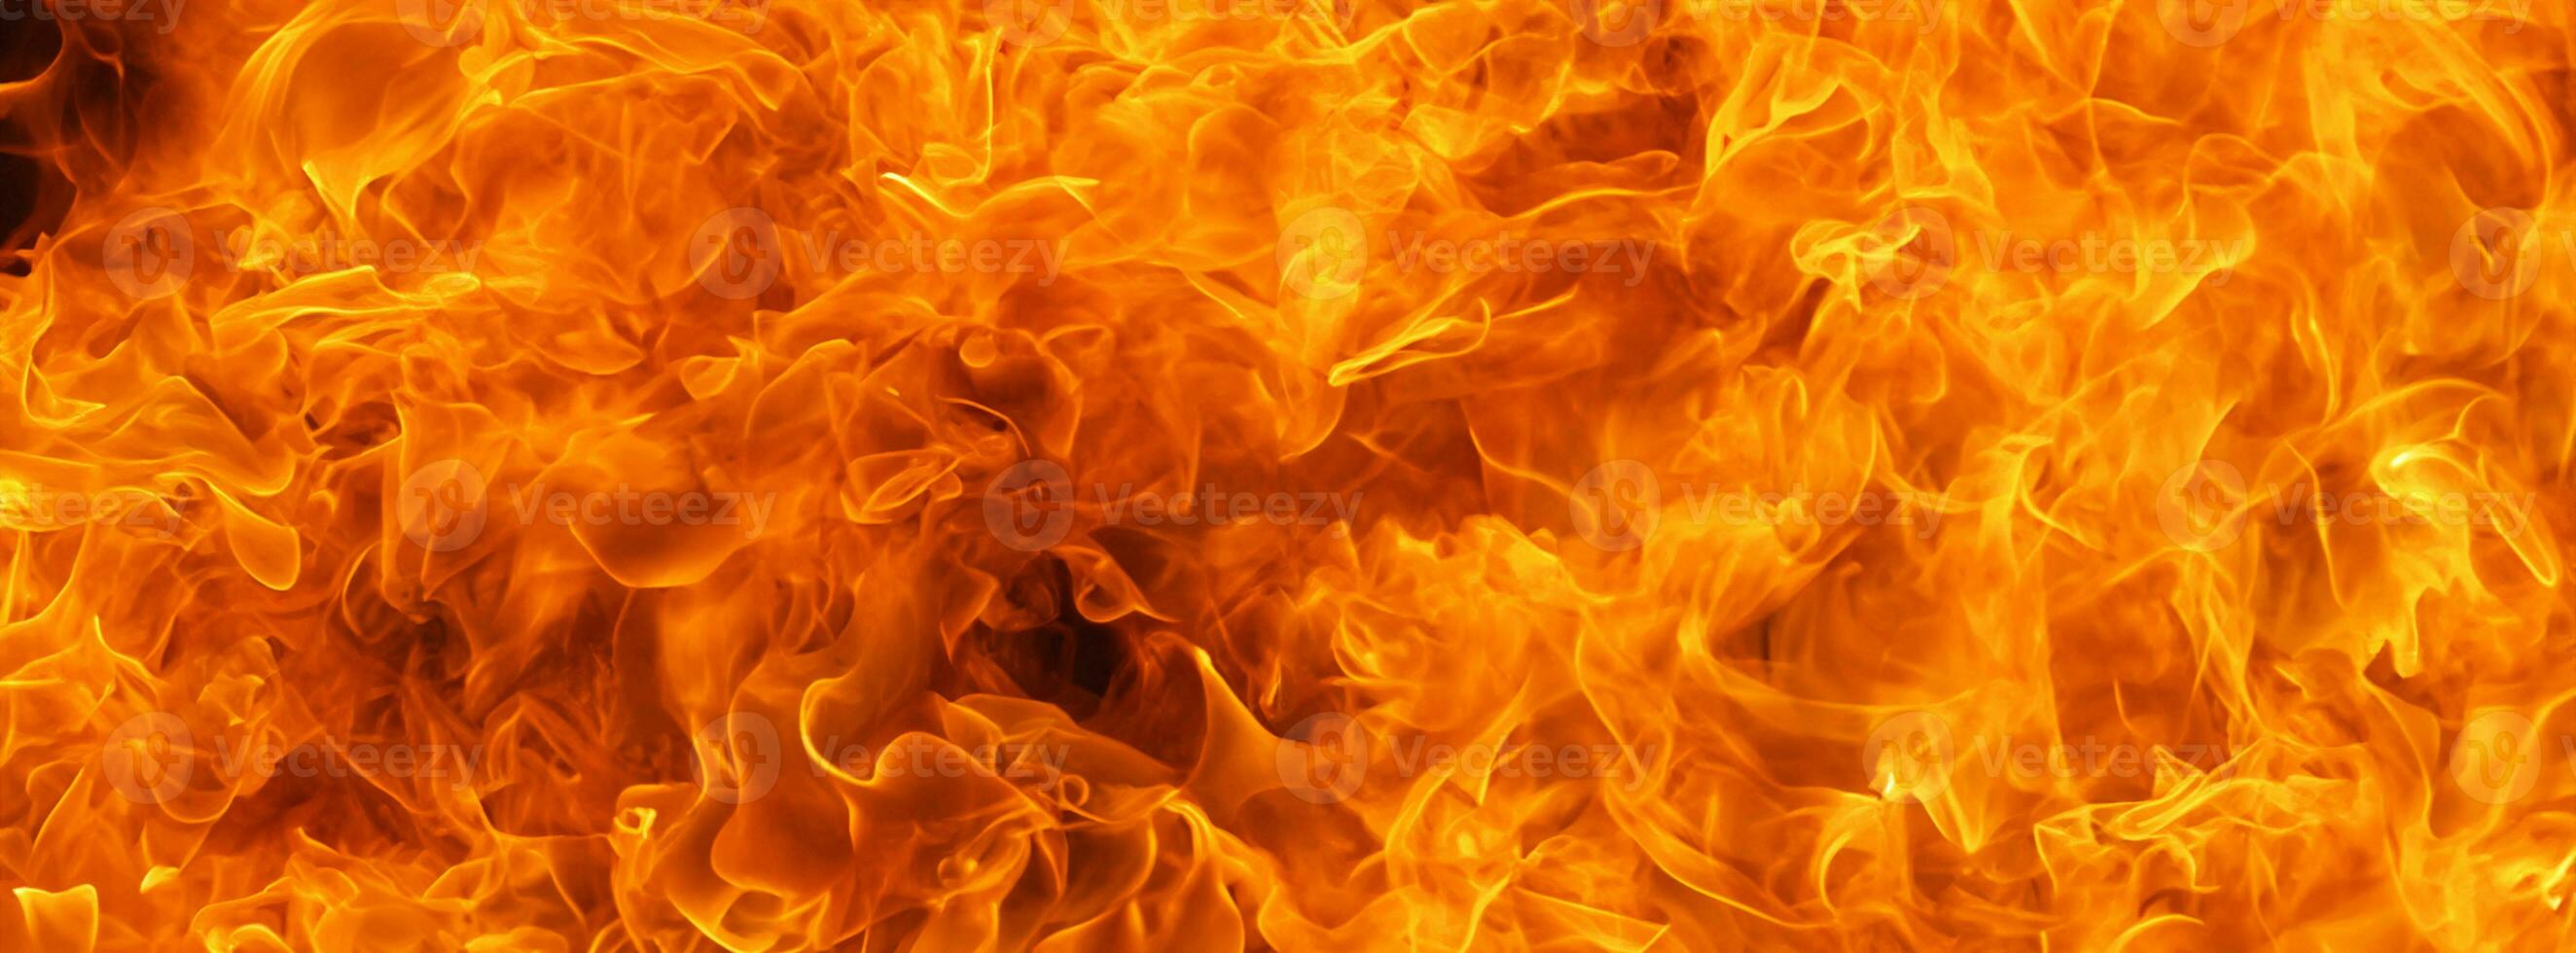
left=2, top=0, right=2571, bottom=947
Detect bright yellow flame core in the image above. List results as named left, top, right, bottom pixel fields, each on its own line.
left=0, top=0, right=2571, bottom=949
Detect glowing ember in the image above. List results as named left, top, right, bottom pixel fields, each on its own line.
left=1, top=0, right=2569, bottom=948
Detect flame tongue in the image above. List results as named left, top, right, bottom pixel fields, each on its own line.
left=2, top=0, right=2571, bottom=949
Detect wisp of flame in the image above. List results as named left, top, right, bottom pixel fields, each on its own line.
left=1, top=0, right=2572, bottom=948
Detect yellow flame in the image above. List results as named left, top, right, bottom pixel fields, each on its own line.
left=0, top=0, right=2571, bottom=948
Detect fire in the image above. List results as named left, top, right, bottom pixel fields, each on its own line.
left=0, top=0, right=2568, bottom=947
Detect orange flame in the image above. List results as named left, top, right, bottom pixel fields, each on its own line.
left=2, top=0, right=2572, bottom=948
